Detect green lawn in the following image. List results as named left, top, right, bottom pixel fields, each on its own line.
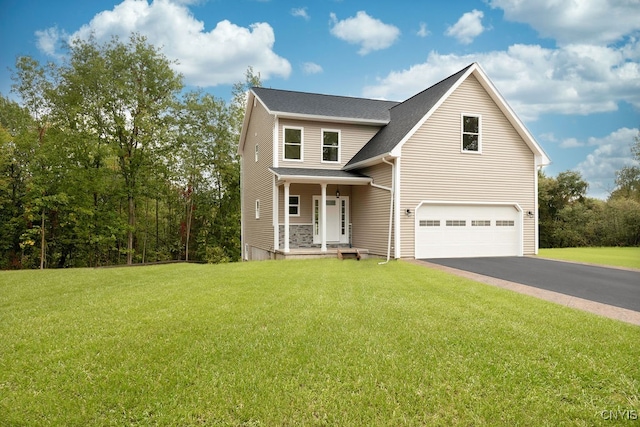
left=1, top=260, right=638, bottom=426
left=538, top=247, right=640, bottom=269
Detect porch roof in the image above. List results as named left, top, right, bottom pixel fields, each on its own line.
left=270, top=167, right=372, bottom=185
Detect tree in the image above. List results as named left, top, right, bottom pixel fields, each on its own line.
left=611, top=130, right=640, bottom=202
left=56, top=34, right=183, bottom=264
left=538, top=170, right=589, bottom=247
left=5, top=35, right=260, bottom=268
left=0, top=96, right=35, bottom=268
left=10, top=57, right=59, bottom=268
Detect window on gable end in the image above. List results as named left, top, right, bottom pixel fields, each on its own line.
left=284, top=127, right=303, bottom=160
left=322, top=130, right=340, bottom=162
left=462, top=115, right=481, bottom=152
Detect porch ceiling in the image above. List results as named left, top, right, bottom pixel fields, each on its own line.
left=270, top=167, right=372, bottom=185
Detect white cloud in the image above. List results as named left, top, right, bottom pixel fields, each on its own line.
left=329, top=11, right=400, bottom=55
left=445, top=9, right=485, bottom=45
left=575, top=127, right=639, bottom=198
left=560, top=138, right=583, bottom=148
left=37, top=0, right=291, bottom=87
left=291, top=7, right=309, bottom=20
left=362, top=40, right=640, bottom=121
left=35, top=26, right=66, bottom=57
left=302, top=62, right=323, bottom=74
left=539, top=132, right=557, bottom=143
left=417, top=22, right=430, bottom=38
left=489, top=0, right=640, bottom=45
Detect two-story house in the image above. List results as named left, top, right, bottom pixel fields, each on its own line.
left=238, top=63, right=550, bottom=261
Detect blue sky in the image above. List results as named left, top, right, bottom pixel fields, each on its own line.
left=1, top=0, right=639, bottom=199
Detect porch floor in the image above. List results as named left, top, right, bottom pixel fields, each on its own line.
left=274, top=247, right=370, bottom=260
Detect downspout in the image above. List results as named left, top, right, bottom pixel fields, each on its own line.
left=239, top=155, right=246, bottom=260
left=370, top=157, right=395, bottom=265
left=534, top=158, right=541, bottom=255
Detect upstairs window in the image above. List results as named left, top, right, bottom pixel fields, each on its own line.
left=322, top=130, right=340, bottom=162
left=462, top=115, right=481, bottom=152
left=284, top=127, right=303, bottom=161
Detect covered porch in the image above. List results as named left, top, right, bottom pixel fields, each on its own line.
left=270, top=167, right=372, bottom=255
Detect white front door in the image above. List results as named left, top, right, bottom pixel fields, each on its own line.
left=325, top=199, right=340, bottom=241
left=313, top=196, right=349, bottom=244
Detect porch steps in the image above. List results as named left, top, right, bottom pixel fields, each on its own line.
left=337, top=248, right=361, bottom=261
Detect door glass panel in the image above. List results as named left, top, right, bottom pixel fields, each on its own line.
left=314, top=199, right=319, bottom=235
left=341, top=200, right=346, bottom=235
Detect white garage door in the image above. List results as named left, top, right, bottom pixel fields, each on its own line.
left=415, top=203, right=522, bottom=259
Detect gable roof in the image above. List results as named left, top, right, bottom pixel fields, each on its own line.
left=345, top=64, right=474, bottom=168
left=345, top=63, right=550, bottom=169
left=251, top=87, right=399, bottom=124
left=238, top=63, right=550, bottom=167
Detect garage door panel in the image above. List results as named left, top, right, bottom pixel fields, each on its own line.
left=416, top=203, right=521, bottom=259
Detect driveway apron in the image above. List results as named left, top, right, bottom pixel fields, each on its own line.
left=423, top=257, right=640, bottom=313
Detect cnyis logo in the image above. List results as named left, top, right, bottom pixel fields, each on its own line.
left=599, top=409, right=638, bottom=421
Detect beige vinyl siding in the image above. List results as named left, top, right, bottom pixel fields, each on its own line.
left=242, top=100, right=276, bottom=252
left=351, top=162, right=394, bottom=256
left=399, top=75, right=536, bottom=257
left=278, top=119, right=381, bottom=169
left=277, top=184, right=352, bottom=224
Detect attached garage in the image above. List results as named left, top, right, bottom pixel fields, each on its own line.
left=415, top=202, right=523, bottom=259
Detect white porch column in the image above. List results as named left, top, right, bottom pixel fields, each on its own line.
left=320, top=183, right=327, bottom=252
left=284, top=182, right=290, bottom=253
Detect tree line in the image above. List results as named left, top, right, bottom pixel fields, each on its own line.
left=538, top=132, right=640, bottom=248
left=0, top=34, right=259, bottom=268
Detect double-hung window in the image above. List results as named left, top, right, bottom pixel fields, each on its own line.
left=284, top=127, right=303, bottom=161
left=288, top=195, right=300, bottom=216
left=322, top=130, right=340, bottom=163
left=462, top=115, right=481, bottom=152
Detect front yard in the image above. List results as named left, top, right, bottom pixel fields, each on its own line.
left=1, top=259, right=638, bottom=425
left=538, top=246, right=640, bottom=269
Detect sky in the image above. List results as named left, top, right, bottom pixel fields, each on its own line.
left=1, top=0, right=639, bottom=199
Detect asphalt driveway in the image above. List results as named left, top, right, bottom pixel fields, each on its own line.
left=423, top=257, right=640, bottom=312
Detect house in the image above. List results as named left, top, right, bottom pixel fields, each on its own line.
left=237, top=63, right=551, bottom=261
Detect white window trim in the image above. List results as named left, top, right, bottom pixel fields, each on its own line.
left=461, top=113, right=482, bottom=154
left=283, top=126, right=304, bottom=162
left=255, top=199, right=260, bottom=219
left=288, top=195, right=300, bottom=217
left=321, top=128, right=341, bottom=164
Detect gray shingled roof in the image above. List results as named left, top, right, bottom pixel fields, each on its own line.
left=252, top=87, right=399, bottom=123
left=345, top=64, right=474, bottom=167
left=270, top=167, right=370, bottom=180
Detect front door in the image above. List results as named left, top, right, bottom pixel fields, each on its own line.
left=313, top=196, right=349, bottom=244
left=325, top=199, right=340, bottom=241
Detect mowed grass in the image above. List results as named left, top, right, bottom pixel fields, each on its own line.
left=538, top=247, right=640, bottom=269
left=1, top=260, right=638, bottom=426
